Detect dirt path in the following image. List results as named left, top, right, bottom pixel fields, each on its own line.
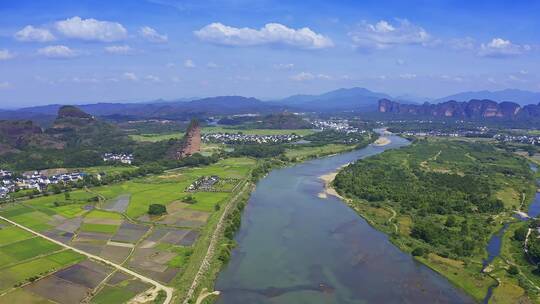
left=0, top=214, right=174, bottom=304
left=182, top=181, right=250, bottom=304
left=195, top=288, right=220, bottom=304
left=385, top=206, right=398, bottom=233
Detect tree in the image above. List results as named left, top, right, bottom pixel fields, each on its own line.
left=514, top=226, right=528, bottom=242
left=148, top=204, right=167, bottom=215
left=508, top=265, right=519, bottom=275
left=64, top=192, right=71, bottom=200
left=412, top=247, right=425, bottom=256
left=445, top=215, right=457, bottom=227
left=183, top=195, right=197, bottom=204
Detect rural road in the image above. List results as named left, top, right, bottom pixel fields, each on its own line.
left=0, top=215, right=174, bottom=304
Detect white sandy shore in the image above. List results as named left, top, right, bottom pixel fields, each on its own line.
left=318, top=164, right=349, bottom=199
left=373, top=136, right=391, bottom=146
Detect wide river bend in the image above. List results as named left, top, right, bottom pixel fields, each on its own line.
left=215, top=135, right=474, bottom=304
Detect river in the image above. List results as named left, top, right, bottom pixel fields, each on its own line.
left=214, top=134, right=474, bottom=304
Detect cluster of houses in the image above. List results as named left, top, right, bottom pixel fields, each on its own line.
left=0, top=169, right=86, bottom=199
left=494, top=134, right=540, bottom=145
left=312, top=120, right=365, bottom=134
left=202, top=132, right=301, bottom=144
left=186, top=175, right=220, bottom=192
left=103, top=153, right=134, bottom=164
left=0, top=169, right=14, bottom=199
left=401, top=130, right=491, bottom=137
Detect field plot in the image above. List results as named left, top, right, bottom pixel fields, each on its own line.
left=90, top=273, right=150, bottom=304
left=0, top=156, right=255, bottom=302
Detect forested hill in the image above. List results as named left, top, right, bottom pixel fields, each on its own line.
left=333, top=139, right=535, bottom=301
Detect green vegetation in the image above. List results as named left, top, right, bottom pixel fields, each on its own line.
left=80, top=223, right=119, bottom=234
left=334, top=138, right=535, bottom=301
left=148, top=203, right=167, bottom=215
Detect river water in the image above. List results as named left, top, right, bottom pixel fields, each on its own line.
left=214, top=134, right=473, bottom=304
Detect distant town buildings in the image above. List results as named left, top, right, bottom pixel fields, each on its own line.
left=313, top=120, right=365, bottom=134
left=103, top=153, right=134, bottom=164
left=202, top=133, right=300, bottom=144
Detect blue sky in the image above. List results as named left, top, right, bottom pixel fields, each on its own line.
left=1, top=0, right=539, bottom=107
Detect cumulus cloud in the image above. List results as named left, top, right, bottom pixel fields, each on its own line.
left=184, top=59, right=196, bottom=68
left=122, top=72, right=138, bottom=81
left=478, top=38, right=531, bottom=57
left=194, top=22, right=333, bottom=49
left=0, top=49, right=15, bottom=60
left=37, top=45, right=78, bottom=58
left=55, top=16, right=127, bottom=42
left=104, top=45, right=132, bottom=54
left=348, top=19, right=430, bottom=50
left=290, top=72, right=331, bottom=81
left=139, top=26, right=168, bottom=43
left=15, top=25, right=56, bottom=42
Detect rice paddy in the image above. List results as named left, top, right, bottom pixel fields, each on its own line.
left=0, top=156, right=255, bottom=303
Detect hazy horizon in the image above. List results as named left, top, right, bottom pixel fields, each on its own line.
left=1, top=0, right=539, bottom=107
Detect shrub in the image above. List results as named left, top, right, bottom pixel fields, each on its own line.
left=412, top=247, right=425, bottom=256
left=148, top=204, right=167, bottom=215
left=508, top=265, right=519, bottom=275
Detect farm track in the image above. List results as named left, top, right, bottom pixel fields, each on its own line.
left=0, top=214, right=174, bottom=304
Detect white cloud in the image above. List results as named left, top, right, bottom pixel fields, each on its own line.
left=55, top=16, right=127, bottom=42
left=290, top=72, right=331, bottom=81
left=395, top=59, right=405, bottom=66
left=165, top=62, right=176, bottom=68
left=348, top=19, right=430, bottom=50
left=478, top=38, right=531, bottom=57
left=14, top=25, right=56, bottom=42
left=184, top=59, right=196, bottom=68
left=206, top=62, right=219, bottom=68
left=122, top=72, right=138, bottom=81
left=0, top=49, right=15, bottom=60
left=37, top=45, right=78, bottom=58
left=273, top=63, right=294, bottom=70
left=0, top=82, right=12, bottom=89
left=399, top=73, right=417, bottom=79
left=194, top=22, right=333, bottom=49
left=104, top=45, right=132, bottom=54
left=139, top=26, right=168, bottom=43
left=144, top=75, right=161, bottom=82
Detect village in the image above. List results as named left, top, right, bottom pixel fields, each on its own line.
left=202, top=132, right=301, bottom=144
left=0, top=169, right=86, bottom=199
left=312, top=119, right=365, bottom=134
left=103, top=152, right=134, bottom=164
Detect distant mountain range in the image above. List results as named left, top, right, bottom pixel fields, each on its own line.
left=272, top=87, right=393, bottom=111
left=436, top=89, right=540, bottom=106
left=1, top=88, right=540, bottom=123
left=378, top=98, right=540, bottom=121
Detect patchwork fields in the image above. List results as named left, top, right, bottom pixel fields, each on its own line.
left=0, top=157, right=255, bottom=303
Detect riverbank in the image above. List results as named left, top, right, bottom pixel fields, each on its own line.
left=328, top=138, right=538, bottom=303
left=318, top=166, right=347, bottom=199
left=214, top=134, right=472, bottom=303
left=373, top=136, right=391, bottom=146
